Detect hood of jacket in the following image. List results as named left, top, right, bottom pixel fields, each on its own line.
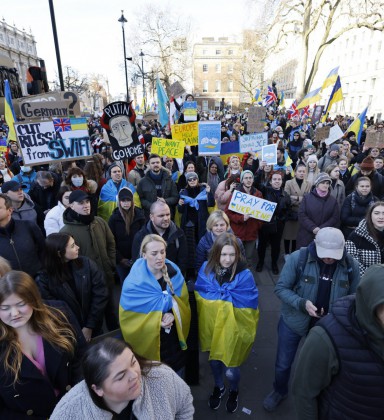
left=13, top=193, right=35, bottom=214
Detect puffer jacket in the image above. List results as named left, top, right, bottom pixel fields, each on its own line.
left=345, top=219, right=382, bottom=277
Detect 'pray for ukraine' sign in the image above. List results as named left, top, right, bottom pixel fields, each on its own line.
left=229, top=190, right=277, bottom=222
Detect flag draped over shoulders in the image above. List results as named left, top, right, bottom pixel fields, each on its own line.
left=119, top=258, right=190, bottom=361
left=194, top=262, right=259, bottom=367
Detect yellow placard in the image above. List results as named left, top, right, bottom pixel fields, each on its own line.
left=171, top=122, right=199, bottom=146
left=152, top=137, right=185, bottom=158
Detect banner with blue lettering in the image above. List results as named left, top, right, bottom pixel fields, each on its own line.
left=15, top=120, right=92, bottom=165
left=198, top=121, right=221, bottom=156
left=228, top=190, right=277, bottom=222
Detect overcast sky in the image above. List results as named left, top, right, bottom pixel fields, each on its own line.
left=4, top=0, right=257, bottom=96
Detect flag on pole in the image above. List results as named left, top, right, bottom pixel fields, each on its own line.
left=279, top=90, right=285, bottom=107
left=346, top=106, right=368, bottom=145
left=4, top=80, right=17, bottom=143
left=287, top=100, right=300, bottom=119
left=169, top=96, right=178, bottom=126
left=322, top=66, right=339, bottom=90
left=297, top=87, right=322, bottom=109
left=156, top=77, right=169, bottom=127
left=263, top=86, right=277, bottom=106
left=321, top=76, right=343, bottom=122
left=254, top=88, right=261, bottom=103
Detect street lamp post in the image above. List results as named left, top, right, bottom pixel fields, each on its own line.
left=118, top=11, right=130, bottom=102
left=139, top=50, right=147, bottom=113
left=48, top=0, right=64, bottom=91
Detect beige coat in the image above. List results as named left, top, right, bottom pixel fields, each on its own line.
left=283, top=178, right=311, bottom=240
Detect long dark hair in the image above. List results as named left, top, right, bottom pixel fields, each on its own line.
left=205, top=232, right=242, bottom=281
left=366, top=201, right=384, bottom=242
left=83, top=337, right=158, bottom=410
left=44, top=233, right=82, bottom=283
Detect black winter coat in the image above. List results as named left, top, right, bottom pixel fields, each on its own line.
left=260, top=186, right=291, bottom=223
left=346, top=171, right=384, bottom=198
left=108, top=207, right=146, bottom=261
left=35, top=256, right=108, bottom=331
left=29, top=173, right=60, bottom=212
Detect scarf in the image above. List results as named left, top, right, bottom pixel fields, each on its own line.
left=180, top=189, right=207, bottom=210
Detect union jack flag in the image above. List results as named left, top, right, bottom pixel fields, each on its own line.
left=263, top=86, right=277, bottom=106
left=287, top=100, right=300, bottom=119
left=53, top=118, right=71, bottom=132
left=301, top=105, right=310, bottom=119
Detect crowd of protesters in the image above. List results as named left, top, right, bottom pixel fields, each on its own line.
left=0, top=102, right=383, bottom=418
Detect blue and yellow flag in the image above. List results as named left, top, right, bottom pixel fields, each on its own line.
left=195, top=262, right=259, bottom=367
left=70, top=117, right=88, bottom=131
left=321, top=76, right=343, bottom=122
left=322, top=66, right=339, bottom=90
left=253, top=88, right=261, bottom=103
left=346, top=106, right=368, bottom=145
left=119, top=258, right=191, bottom=361
left=279, top=90, right=285, bottom=107
left=220, top=141, right=243, bottom=165
left=297, top=87, right=322, bottom=109
left=156, top=77, right=169, bottom=127
left=4, top=80, right=17, bottom=143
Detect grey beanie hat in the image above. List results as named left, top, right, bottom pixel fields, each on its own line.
left=185, top=171, right=198, bottom=181
left=315, top=172, right=331, bottom=186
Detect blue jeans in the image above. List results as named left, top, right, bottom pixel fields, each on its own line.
left=273, top=317, right=302, bottom=396
left=209, top=360, right=240, bottom=391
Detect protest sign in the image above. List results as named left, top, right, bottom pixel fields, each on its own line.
left=18, top=99, right=70, bottom=119
left=198, top=121, right=221, bottom=156
left=101, top=101, right=145, bottom=161
left=262, top=144, right=277, bottom=165
left=325, top=124, right=344, bottom=145
left=15, top=120, right=91, bottom=165
left=229, top=190, right=277, bottom=222
left=0, top=137, right=6, bottom=155
left=171, top=122, right=198, bottom=146
left=239, top=132, right=268, bottom=153
left=247, top=106, right=266, bottom=133
left=311, top=105, right=324, bottom=124
left=183, top=101, right=198, bottom=121
left=364, top=130, right=384, bottom=149
left=315, top=126, right=331, bottom=142
left=151, top=137, right=185, bottom=158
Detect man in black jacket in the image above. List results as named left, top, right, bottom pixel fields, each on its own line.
left=132, top=201, right=188, bottom=274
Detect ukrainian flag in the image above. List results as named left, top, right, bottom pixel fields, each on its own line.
left=195, top=262, right=259, bottom=367
left=346, top=106, right=368, bottom=144
left=97, top=181, right=140, bottom=221
left=321, top=76, right=343, bottom=122
left=156, top=77, right=169, bottom=127
left=279, top=90, right=285, bottom=107
left=220, top=141, right=243, bottom=165
left=4, top=80, right=17, bottom=143
left=297, top=87, right=322, bottom=109
left=253, top=88, right=261, bottom=103
left=119, top=258, right=191, bottom=361
left=70, top=117, right=88, bottom=131
left=322, top=66, right=339, bottom=90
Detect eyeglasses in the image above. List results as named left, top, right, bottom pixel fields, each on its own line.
left=188, top=177, right=197, bottom=182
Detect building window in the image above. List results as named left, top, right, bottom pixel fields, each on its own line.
left=203, top=80, right=208, bottom=92
left=202, top=100, right=209, bottom=111
left=203, top=64, right=208, bottom=72
left=216, top=49, right=221, bottom=55
left=203, top=49, right=208, bottom=55
left=9, top=37, right=15, bottom=45
left=228, top=65, right=233, bottom=74
left=214, top=101, right=221, bottom=110
left=371, top=78, right=376, bottom=89
left=0, top=33, right=4, bottom=42
left=227, top=80, right=233, bottom=92
left=28, top=44, right=32, bottom=52
left=228, top=49, right=234, bottom=55
left=215, top=80, right=221, bottom=92
left=215, top=64, right=221, bottom=73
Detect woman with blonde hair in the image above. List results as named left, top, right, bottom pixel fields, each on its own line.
left=0, top=271, right=85, bottom=418
left=0, top=256, right=11, bottom=276
left=305, top=154, right=320, bottom=186
left=119, top=234, right=191, bottom=377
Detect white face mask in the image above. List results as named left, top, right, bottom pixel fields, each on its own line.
left=71, top=176, right=84, bottom=187
left=21, top=166, right=32, bottom=173
left=279, top=133, right=284, bottom=138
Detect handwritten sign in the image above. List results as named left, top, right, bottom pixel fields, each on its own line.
left=171, top=122, right=198, bottom=146
left=364, top=130, right=384, bottom=149
left=151, top=137, right=185, bottom=158
left=262, top=144, right=277, bottom=165
left=247, top=106, right=266, bottom=133
left=325, top=124, right=344, bottom=145
left=315, top=126, right=331, bottom=142
left=229, top=190, right=277, bottom=222
left=239, top=132, right=268, bottom=153
left=14, top=120, right=91, bottom=165
left=19, top=99, right=69, bottom=119
left=183, top=101, right=198, bottom=121
left=198, top=121, right=221, bottom=156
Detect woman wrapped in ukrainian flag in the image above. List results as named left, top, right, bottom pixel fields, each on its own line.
left=195, top=232, right=259, bottom=414
left=119, top=234, right=191, bottom=377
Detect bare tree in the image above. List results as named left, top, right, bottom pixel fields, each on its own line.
left=54, top=66, right=89, bottom=94
left=264, top=0, right=384, bottom=100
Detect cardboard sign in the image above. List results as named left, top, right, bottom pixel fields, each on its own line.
left=239, top=132, right=268, bottom=153
left=262, top=144, right=277, bottom=165
left=364, top=130, right=384, bottom=149
left=171, top=122, right=198, bottom=146
left=14, top=120, right=92, bottom=165
left=311, top=105, right=324, bottom=124
left=315, top=126, right=331, bottom=142
left=102, top=101, right=145, bottom=161
left=198, top=121, right=221, bottom=156
left=229, top=190, right=277, bottom=222
left=151, top=137, right=185, bottom=158
left=247, top=106, right=266, bottom=133
left=183, top=101, right=198, bottom=122
left=19, top=100, right=70, bottom=119
left=325, top=124, right=344, bottom=145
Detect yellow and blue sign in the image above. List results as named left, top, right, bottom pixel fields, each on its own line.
left=198, top=121, right=221, bottom=155
left=229, top=190, right=277, bottom=222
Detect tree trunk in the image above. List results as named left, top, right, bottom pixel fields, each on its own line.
left=296, top=0, right=312, bottom=101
